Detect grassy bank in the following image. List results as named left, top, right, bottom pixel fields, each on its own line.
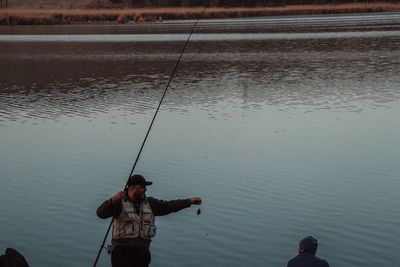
left=1, top=3, right=400, bottom=25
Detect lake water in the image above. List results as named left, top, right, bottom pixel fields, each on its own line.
left=1, top=13, right=400, bottom=267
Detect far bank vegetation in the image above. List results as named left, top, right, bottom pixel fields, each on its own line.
left=0, top=1, right=399, bottom=25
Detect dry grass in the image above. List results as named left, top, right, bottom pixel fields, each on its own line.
left=1, top=3, right=400, bottom=25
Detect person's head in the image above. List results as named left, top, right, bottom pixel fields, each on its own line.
left=298, top=236, right=318, bottom=255
left=126, top=174, right=152, bottom=200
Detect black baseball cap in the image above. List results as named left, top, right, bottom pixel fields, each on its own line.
left=127, top=174, right=152, bottom=187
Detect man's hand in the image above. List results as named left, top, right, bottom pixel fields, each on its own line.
left=190, top=197, right=202, bottom=205
left=111, top=191, right=125, bottom=203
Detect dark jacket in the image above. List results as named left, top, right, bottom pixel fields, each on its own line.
left=96, top=196, right=192, bottom=247
left=287, top=253, right=330, bottom=267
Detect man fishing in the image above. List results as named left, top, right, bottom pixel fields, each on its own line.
left=96, top=174, right=202, bottom=267
left=287, top=236, right=330, bottom=267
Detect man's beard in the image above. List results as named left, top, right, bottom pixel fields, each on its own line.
left=134, top=192, right=145, bottom=199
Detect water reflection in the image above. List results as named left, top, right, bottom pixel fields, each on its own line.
left=1, top=34, right=399, bottom=125
left=1, top=31, right=400, bottom=42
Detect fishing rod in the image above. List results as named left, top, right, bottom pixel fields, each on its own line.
left=91, top=8, right=206, bottom=267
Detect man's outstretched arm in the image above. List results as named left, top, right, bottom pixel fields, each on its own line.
left=149, top=197, right=201, bottom=216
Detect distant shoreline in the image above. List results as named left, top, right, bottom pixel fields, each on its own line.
left=1, top=3, right=400, bottom=25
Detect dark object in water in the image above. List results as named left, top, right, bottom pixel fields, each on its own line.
left=0, top=248, right=30, bottom=267
left=197, top=208, right=201, bottom=215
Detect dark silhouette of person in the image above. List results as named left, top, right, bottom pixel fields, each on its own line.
left=287, top=236, right=330, bottom=267
left=0, top=248, right=30, bottom=267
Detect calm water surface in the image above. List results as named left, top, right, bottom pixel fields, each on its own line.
left=1, top=14, right=400, bottom=267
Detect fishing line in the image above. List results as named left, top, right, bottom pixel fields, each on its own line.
left=92, top=8, right=206, bottom=267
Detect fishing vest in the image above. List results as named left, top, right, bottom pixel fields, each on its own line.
left=113, top=198, right=156, bottom=240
